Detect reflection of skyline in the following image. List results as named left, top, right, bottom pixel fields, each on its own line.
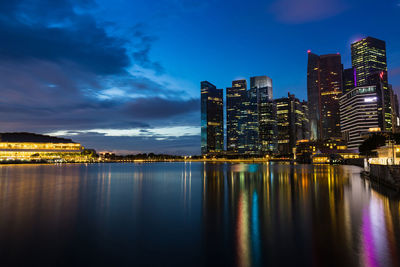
left=201, top=163, right=400, bottom=267
left=1, top=163, right=400, bottom=266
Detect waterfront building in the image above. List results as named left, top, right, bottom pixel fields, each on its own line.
left=226, top=79, right=247, bottom=153
left=369, top=145, right=400, bottom=165
left=250, top=76, right=277, bottom=155
left=0, top=132, right=85, bottom=160
left=343, top=68, right=355, bottom=94
left=339, top=85, right=381, bottom=150
left=351, top=37, right=387, bottom=87
left=201, top=81, right=224, bottom=155
left=294, top=138, right=358, bottom=163
left=275, top=93, right=310, bottom=155
left=307, top=52, right=343, bottom=140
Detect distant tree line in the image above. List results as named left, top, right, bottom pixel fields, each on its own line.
left=103, top=153, right=185, bottom=161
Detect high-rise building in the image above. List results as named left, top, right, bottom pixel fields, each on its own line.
left=307, top=52, right=343, bottom=140
left=275, top=93, right=310, bottom=155
left=340, top=85, right=381, bottom=150
left=243, top=88, right=259, bottom=155
left=250, top=76, right=277, bottom=155
left=367, top=71, right=393, bottom=132
left=343, top=68, right=355, bottom=94
left=307, top=52, right=320, bottom=140
left=351, top=37, right=394, bottom=132
left=226, top=80, right=247, bottom=153
left=351, top=37, right=387, bottom=87
left=300, top=100, right=311, bottom=141
left=201, top=81, right=224, bottom=155
left=389, top=85, right=400, bottom=133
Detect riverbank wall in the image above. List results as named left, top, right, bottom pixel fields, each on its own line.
left=363, top=164, right=400, bottom=191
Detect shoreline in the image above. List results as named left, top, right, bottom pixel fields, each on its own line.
left=0, top=159, right=360, bottom=165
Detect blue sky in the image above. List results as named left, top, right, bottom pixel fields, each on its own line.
left=0, top=0, right=399, bottom=155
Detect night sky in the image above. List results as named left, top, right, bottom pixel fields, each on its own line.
left=1, top=0, right=399, bottom=155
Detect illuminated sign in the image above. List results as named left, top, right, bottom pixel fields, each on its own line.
left=368, top=127, right=381, bottom=132
left=364, top=97, right=377, bottom=102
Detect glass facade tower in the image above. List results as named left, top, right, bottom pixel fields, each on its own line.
left=250, top=76, right=277, bottom=155
left=226, top=80, right=247, bottom=153
left=201, top=81, right=224, bottom=155
left=351, top=37, right=387, bottom=87
left=307, top=52, right=343, bottom=140
left=351, top=37, right=393, bottom=132
left=275, top=93, right=310, bottom=155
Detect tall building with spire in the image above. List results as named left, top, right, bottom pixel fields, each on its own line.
left=307, top=52, right=343, bottom=140
left=201, top=81, right=224, bottom=155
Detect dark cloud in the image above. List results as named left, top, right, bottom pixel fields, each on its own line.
left=0, top=0, right=199, bottom=154
left=131, top=26, right=165, bottom=74
left=0, top=59, right=198, bottom=132
left=0, top=1, right=128, bottom=75
left=123, top=97, right=199, bottom=119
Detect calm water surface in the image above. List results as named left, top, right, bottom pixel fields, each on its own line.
left=0, top=162, right=399, bottom=266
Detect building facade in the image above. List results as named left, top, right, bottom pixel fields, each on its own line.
left=351, top=37, right=387, bottom=87
left=307, top=52, right=343, bottom=140
left=201, top=81, right=224, bottom=155
left=0, top=132, right=85, bottom=161
left=367, top=71, right=393, bottom=132
left=275, top=93, right=310, bottom=155
left=250, top=76, right=277, bottom=155
left=343, top=68, right=355, bottom=94
left=339, top=86, right=381, bottom=150
left=390, top=84, right=400, bottom=132
left=243, top=87, right=259, bottom=154
left=226, top=79, right=247, bottom=153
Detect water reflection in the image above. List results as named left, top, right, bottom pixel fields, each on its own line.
left=201, top=163, right=400, bottom=267
left=0, top=163, right=399, bottom=266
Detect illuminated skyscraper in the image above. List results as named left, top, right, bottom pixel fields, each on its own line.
left=275, top=93, right=310, bottom=155
left=307, top=52, right=343, bottom=140
left=250, top=76, right=277, bottom=154
left=307, top=52, right=320, bottom=140
left=244, top=87, right=259, bottom=154
left=300, top=101, right=310, bottom=140
left=351, top=37, right=394, bottom=132
left=226, top=79, right=247, bottom=153
left=351, top=37, right=387, bottom=87
left=226, top=79, right=259, bottom=155
left=367, top=71, right=393, bottom=132
left=201, top=81, right=224, bottom=155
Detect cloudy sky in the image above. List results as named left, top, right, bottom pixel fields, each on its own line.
left=0, top=0, right=399, bottom=155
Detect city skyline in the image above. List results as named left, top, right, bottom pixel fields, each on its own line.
left=0, top=0, right=399, bottom=155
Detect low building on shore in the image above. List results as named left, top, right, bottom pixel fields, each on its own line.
left=295, top=138, right=360, bottom=163
left=369, top=145, right=400, bottom=165
left=0, top=132, right=87, bottom=161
